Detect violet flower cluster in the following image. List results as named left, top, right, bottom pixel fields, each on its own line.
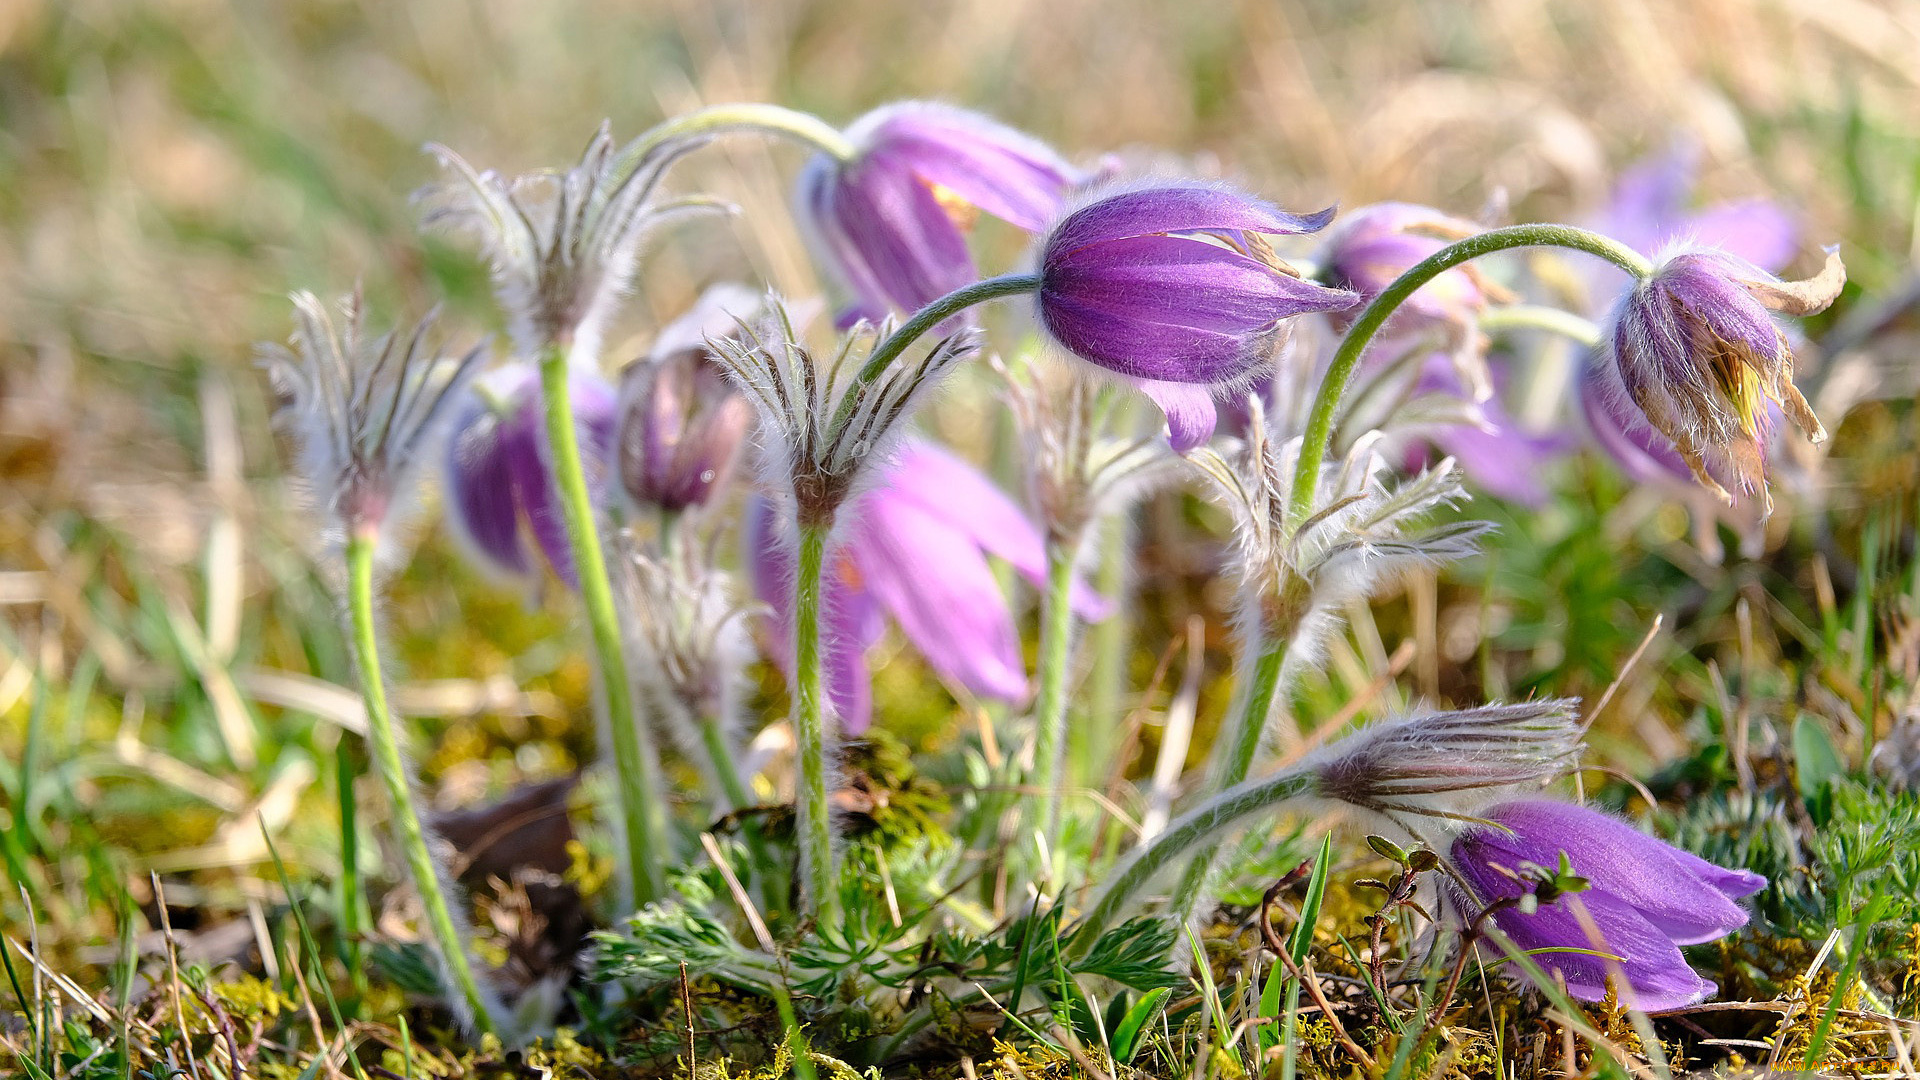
left=264, top=95, right=1853, bottom=1038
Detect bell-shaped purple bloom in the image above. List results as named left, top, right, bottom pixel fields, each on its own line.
left=442, top=364, right=617, bottom=587
left=798, top=101, right=1081, bottom=323
left=1607, top=246, right=1841, bottom=507
left=1451, top=799, right=1766, bottom=1012
left=1035, top=182, right=1360, bottom=451
left=747, top=441, right=1109, bottom=734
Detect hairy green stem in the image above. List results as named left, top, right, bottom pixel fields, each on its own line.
left=537, top=345, right=670, bottom=905
left=613, top=102, right=856, bottom=181
left=1072, top=766, right=1318, bottom=954
left=1028, top=539, right=1081, bottom=870
left=344, top=535, right=495, bottom=1035
left=1166, top=633, right=1288, bottom=917
left=792, top=521, right=840, bottom=922
left=1289, top=224, right=1651, bottom=525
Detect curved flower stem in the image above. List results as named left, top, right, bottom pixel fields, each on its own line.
left=792, top=520, right=841, bottom=923
left=1028, top=538, right=1080, bottom=872
left=537, top=345, right=670, bottom=906
left=344, top=535, right=496, bottom=1036
left=855, top=273, right=1043, bottom=385
left=612, top=102, right=857, bottom=180
left=1165, top=632, right=1287, bottom=919
left=1289, top=224, right=1651, bottom=525
left=1071, top=766, right=1318, bottom=955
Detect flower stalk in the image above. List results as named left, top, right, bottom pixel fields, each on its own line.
left=344, top=534, right=496, bottom=1035
left=792, top=520, right=840, bottom=922
left=1028, top=539, right=1080, bottom=867
left=537, top=343, right=670, bottom=905
left=1291, top=224, right=1653, bottom=524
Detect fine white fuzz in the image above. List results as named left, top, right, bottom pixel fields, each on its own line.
left=995, top=356, right=1184, bottom=548
left=614, top=532, right=755, bottom=803
left=1304, top=699, right=1583, bottom=833
left=1189, top=399, right=1491, bottom=703
left=709, top=299, right=981, bottom=526
left=421, top=122, right=723, bottom=365
left=261, top=291, right=485, bottom=561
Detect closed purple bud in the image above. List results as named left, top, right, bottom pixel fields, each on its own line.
left=1451, top=799, right=1765, bottom=1012
left=442, top=364, right=616, bottom=588
left=616, top=348, right=751, bottom=514
left=797, top=101, right=1081, bottom=319
left=1607, top=246, right=1841, bottom=509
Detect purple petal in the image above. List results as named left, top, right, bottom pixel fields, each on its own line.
left=1047, top=184, right=1336, bottom=259
left=848, top=493, right=1031, bottom=705
left=1132, top=378, right=1220, bottom=453
left=1484, top=885, right=1718, bottom=1012
left=1579, top=359, right=1692, bottom=484
left=865, top=103, right=1078, bottom=232
left=1467, top=801, right=1757, bottom=946
left=1041, top=234, right=1356, bottom=384
left=831, top=156, right=977, bottom=313
left=879, top=442, right=1112, bottom=620
left=442, top=388, right=535, bottom=579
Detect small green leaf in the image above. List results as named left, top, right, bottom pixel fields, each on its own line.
left=1110, top=985, right=1172, bottom=1063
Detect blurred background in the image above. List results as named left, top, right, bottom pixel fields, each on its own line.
left=2, top=0, right=1918, bottom=972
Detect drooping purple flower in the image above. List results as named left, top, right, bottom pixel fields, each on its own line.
left=1035, top=182, right=1360, bottom=451
left=1606, top=245, right=1842, bottom=507
left=442, top=363, right=617, bottom=587
left=615, top=287, right=758, bottom=514
left=1450, top=799, right=1766, bottom=1012
left=1594, top=143, right=1799, bottom=275
left=797, top=102, right=1081, bottom=323
left=747, top=440, right=1109, bottom=734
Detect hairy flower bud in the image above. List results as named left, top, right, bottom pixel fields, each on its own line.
left=797, top=101, right=1081, bottom=323
left=1606, top=246, right=1843, bottom=509
left=262, top=292, right=484, bottom=547
left=1035, top=182, right=1359, bottom=450
left=616, top=343, right=751, bottom=515
left=1307, top=702, right=1582, bottom=827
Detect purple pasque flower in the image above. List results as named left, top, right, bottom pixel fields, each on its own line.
left=1606, top=245, right=1842, bottom=507
left=442, top=362, right=617, bottom=587
left=615, top=287, right=758, bottom=514
left=1035, top=181, right=1361, bottom=451
left=747, top=440, right=1109, bottom=735
left=1594, top=142, right=1799, bottom=275
left=798, top=101, right=1081, bottom=323
left=1450, top=799, right=1765, bottom=1012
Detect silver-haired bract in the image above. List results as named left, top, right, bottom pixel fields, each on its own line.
left=263, top=291, right=485, bottom=547
left=422, top=123, right=712, bottom=365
